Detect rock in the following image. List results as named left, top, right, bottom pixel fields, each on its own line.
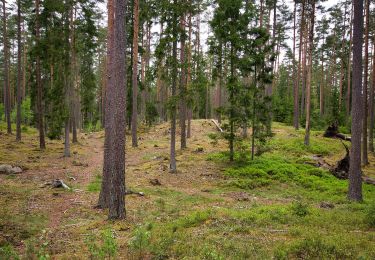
left=320, top=202, right=335, bottom=209
left=150, top=178, right=161, bottom=186
left=10, top=166, right=22, bottom=174
left=0, top=164, right=13, bottom=174
left=0, top=164, right=23, bottom=174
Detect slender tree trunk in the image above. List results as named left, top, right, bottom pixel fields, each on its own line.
left=180, top=14, right=187, bottom=149
left=187, top=13, right=192, bottom=137
left=131, top=0, right=139, bottom=147
left=348, top=0, right=363, bottom=202
left=304, top=0, right=315, bottom=146
left=16, top=0, right=22, bottom=141
left=362, top=0, right=369, bottom=165
left=98, top=0, right=115, bottom=209
left=338, top=3, right=348, bottom=112
left=35, top=0, right=45, bottom=149
left=2, top=0, right=11, bottom=134
left=369, top=42, right=375, bottom=152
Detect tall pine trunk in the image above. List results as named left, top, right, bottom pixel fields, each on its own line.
left=348, top=0, right=363, bottom=202
left=16, top=0, right=22, bottom=141
left=98, top=0, right=115, bottom=209
left=106, top=0, right=127, bottom=219
left=131, top=0, right=139, bottom=147
left=2, top=0, right=11, bottom=134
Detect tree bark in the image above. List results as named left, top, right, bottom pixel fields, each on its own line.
left=348, top=0, right=363, bottom=202
left=131, top=0, right=139, bottom=147
left=98, top=0, right=115, bottom=209
left=2, top=0, right=11, bottom=134
left=187, top=13, right=192, bottom=137
left=106, top=0, right=127, bottom=219
left=16, top=0, right=22, bottom=141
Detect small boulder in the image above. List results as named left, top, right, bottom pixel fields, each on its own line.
left=0, top=164, right=23, bottom=174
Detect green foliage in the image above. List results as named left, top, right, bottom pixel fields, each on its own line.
left=87, top=173, right=102, bottom=192
left=274, top=237, right=355, bottom=259
left=145, top=102, right=159, bottom=126
left=365, top=202, right=375, bottom=227
left=128, top=225, right=152, bottom=259
left=85, top=229, right=118, bottom=260
left=10, top=97, right=34, bottom=125
left=84, top=121, right=102, bottom=133
left=291, top=201, right=309, bottom=217
left=0, top=245, right=20, bottom=260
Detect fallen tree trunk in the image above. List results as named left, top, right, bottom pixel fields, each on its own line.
left=211, top=119, right=223, bottom=133
left=323, top=123, right=351, bottom=141
left=330, top=142, right=375, bottom=185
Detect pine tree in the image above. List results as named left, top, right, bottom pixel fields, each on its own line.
left=348, top=0, right=363, bottom=202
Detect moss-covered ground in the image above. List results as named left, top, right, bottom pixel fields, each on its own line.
left=0, top=121, right=374, bottom=259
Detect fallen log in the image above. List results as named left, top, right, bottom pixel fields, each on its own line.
left=323, top=123, right=351, bottom=141
left=211, top=119, right=223, bottom=133
left=330, top=142, right=375, bottom=185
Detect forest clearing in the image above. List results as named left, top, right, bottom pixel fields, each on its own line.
left=1, top=120, right=375, bottom=259
left=2, top=0, right=375, bottom=258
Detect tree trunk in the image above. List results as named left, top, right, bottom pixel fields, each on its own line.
left=35, top=0, right=45, bottom=149
left=16, top=0, right=22, bottom=141
left=131, top=0, right=139, bottom=147
left=187, top=13, right=192, bottom=137
left=179, top=14, right=187, bottom=149
left=348, top=0, right=363, bottom=202
left=304, top=0, right=315, bottom=146
left=106, top=0, right=127, bottom=219
left=64, top=120, right=70, bottom=157
left=98, top=0, right=115, bottom=209
left=362, top=0, right=369, bottom=165
left=2, top=0, right=11, bottom=134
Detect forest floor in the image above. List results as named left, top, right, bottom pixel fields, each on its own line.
left=0, top=120, right=375, bottom=259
